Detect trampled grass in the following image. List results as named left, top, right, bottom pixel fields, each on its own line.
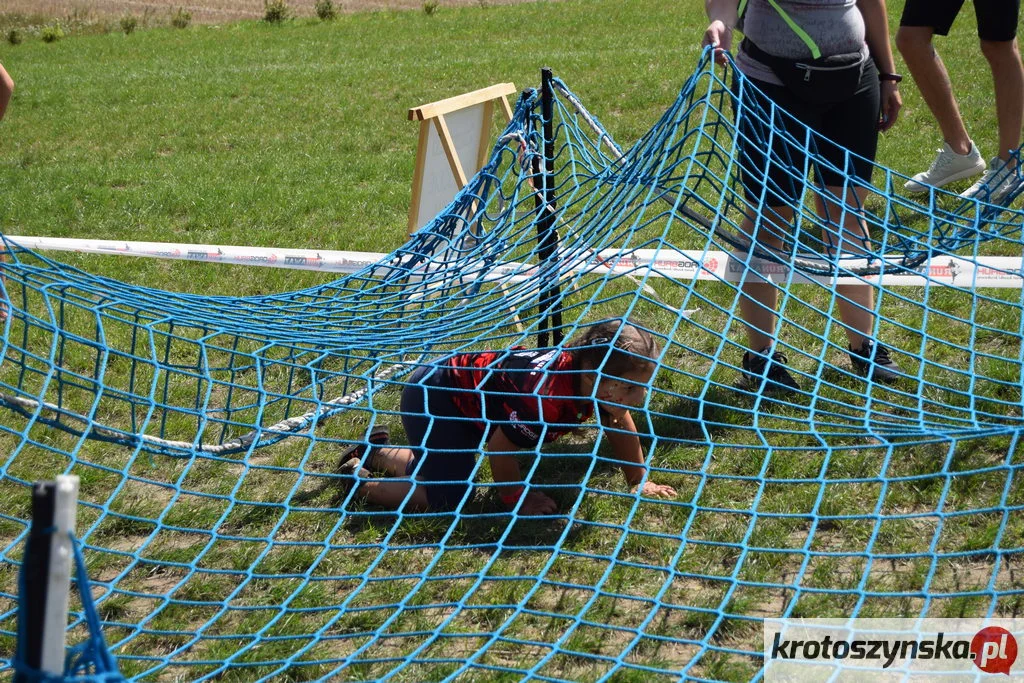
left=0, top=0, right=1022, bottom=681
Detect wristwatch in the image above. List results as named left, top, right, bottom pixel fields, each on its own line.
left=878, top=72, right=903, bottom=83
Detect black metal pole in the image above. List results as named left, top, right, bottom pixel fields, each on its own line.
left=536, top=67, right=563, bottom=347
left=14, top=482, right=56, bottom=683
left=532, top=151, right=548, bottom=348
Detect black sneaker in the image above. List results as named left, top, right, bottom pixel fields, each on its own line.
left=848, top=340, right=901, bottom=384
left=337, top=425, right=390, bottom=470
left=741, top=346, right=800, bottom=395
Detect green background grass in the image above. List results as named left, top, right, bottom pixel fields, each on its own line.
left=0, top=1, right=1021, bottom=681
left=0, top=0, right=1006, bottom=298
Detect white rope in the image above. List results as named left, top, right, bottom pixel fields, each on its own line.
left=0, top=358, right=418, bottom=455
left=4, top=235, right=391, bottom=274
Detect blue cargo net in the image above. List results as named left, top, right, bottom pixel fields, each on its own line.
left=2, top=48, right=1024, bottom=682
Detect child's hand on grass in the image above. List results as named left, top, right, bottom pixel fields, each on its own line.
left=633, top=481, right=677, bottom=499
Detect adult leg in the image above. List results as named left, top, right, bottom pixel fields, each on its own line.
left=816, top=185, right=876, bottom=350
left=812, top=61, right=903, bottom=382
left=732, top=79, right=805, bottom=353
left=729, top=77, right=812, bottom=393
left=961, top=30, right=1024, bottom=199
left=980, top=38, right=1024, bottom=160
left=897, top=26, right=973, bottom=154
left=738, top=206, right=795, bottom=351
left=897, top=0, right=985, bottom=191
left=976, top=0, right=1024, bottom=160
left=813, top=184, right=901, bottom=381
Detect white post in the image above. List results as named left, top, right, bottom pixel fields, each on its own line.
left=40, top=475, right=79, bottom=676
left=16, top=475, right=80, bottom=681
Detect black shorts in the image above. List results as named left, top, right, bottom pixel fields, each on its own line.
left=900, top=0, right=1020, bottom=42
left=733, top=60, right=880, bottom=209
left=400, top=365, right=485, bottom=511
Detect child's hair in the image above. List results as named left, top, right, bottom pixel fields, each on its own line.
left=568, top=319, right=661, bottom=378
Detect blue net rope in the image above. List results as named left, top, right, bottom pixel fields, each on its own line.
left=13, top=531, right=125, bottom=683
left=2, top=49, right=1023, bottom=681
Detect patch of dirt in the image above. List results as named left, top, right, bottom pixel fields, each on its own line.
left=3, top=0, right=539, bottom=25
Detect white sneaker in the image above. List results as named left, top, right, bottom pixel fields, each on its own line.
left=960, top=156, right=1023, bottom=204
left=904, top=142, right=987, bottom=193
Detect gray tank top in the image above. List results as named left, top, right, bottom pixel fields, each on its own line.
left=736, top=0, right=868, bottom=86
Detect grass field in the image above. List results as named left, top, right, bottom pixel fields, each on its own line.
left=0, top=0, right=1022, bottom=681
left=0, top=0, right=547, bottom=33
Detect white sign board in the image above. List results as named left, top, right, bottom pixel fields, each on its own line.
left=407, top=83, right=516, bottom=233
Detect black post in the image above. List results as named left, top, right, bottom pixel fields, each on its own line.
left=536, top=67, right=564, bottom=347
left=532, top=152, right=549, bottom=349
left=14, top=482, right=56, bottom=683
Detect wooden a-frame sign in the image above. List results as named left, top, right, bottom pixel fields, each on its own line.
left=407, top=83, right=516, bottom=234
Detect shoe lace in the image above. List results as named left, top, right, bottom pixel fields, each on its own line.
left=928, top=148, right=955, bottom=173
left=745, top=350, right=770, bottom=374
left=767, top=352, right=791, bottom=378
left=993, top=165, right=1018, bottom=189
left=966, top=167, right=1014, bottom=200
left=973, top=168, right=998, bottom=187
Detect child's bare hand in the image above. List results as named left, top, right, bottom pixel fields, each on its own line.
left=633, top=482, right=677, bottom=499
left=519, top=491, right=558, bottom=515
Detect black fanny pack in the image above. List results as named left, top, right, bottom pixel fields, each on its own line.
left=742, top=38, right=868, bottom=104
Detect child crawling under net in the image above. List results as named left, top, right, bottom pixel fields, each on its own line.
left=339, top=319, right=678, bottom=515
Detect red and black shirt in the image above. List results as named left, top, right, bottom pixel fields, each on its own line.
left=440, top=348, right=595, bottom=448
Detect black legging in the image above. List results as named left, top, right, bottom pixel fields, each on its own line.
left=400, top=366, right=487, bottom=510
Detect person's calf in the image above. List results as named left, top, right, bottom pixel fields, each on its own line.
left=358, top=479, right=428, bottom=509
left=367, top=446, right=415, bottom=476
